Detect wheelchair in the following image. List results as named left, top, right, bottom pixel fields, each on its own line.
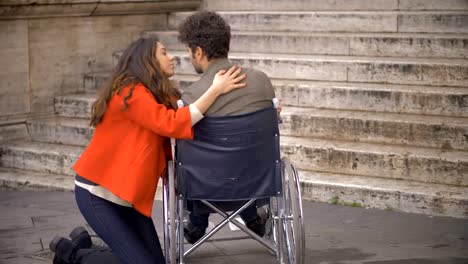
left=162, top=104, right=305, bottom=264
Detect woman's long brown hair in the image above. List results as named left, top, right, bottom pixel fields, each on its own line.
left=90, top=36, right=180, bottom=126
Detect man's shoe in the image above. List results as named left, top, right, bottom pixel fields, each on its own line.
left=49, top=236, right=79, bottom=263
left=69, top=226, right=92, bottom=249
left=246, top=217, right=265, bottom=237
left=184, top=223, right=206, bottom=244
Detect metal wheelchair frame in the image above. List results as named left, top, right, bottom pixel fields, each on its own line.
left=162, top=100, right=305, bottom=263
left=162, top=156, right=305, bottom=264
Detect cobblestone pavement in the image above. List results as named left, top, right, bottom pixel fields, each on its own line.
left=0, top=190, right=467, bottom=264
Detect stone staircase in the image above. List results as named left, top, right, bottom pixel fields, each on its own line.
left=1, top=0, right=467, bottom=218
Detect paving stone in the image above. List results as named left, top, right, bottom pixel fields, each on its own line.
left=0, top=190, right=467, bottom=264
left=0, top=216, right=33, bottom=230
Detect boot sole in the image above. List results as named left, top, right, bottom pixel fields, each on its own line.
left=49, top=236, right=63, bottom=252
left=69, top=226, right=88, bottom=240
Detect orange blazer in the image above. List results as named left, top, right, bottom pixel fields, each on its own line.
left=73, top=83, right=193, bottom=217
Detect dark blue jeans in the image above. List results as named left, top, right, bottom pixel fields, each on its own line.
left=75, top=185, right=165, bottom=264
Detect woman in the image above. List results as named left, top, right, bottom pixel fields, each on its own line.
left=50, top=36, right=246, bottom=264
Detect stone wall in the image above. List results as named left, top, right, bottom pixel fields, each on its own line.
left=0, top=19, right=29, bottom=121
left=0, top=0, right=200, bottom=141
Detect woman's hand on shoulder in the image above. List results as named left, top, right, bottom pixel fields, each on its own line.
left=193, top=65, right=247, bottom=114
left=211, top=65, right=247, bottom=95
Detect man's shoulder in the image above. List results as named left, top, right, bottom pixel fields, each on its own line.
left=181, top=75, right=210, bottom=103
left=187, top=74, right=212, bottom=92
left=243, top=67, right=272, bottom=87
left=244, top=67, right=269, bottom=78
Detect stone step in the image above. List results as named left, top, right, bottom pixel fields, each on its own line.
left=168, top=11, right=468, bottom=33
left=0, top=123, right=29, bottom=144
left=201, top=0, right=468, bottom=11
left=50, top=95, right=468, bottom=150
left=82, top=73, right=110, bottom=93
left=0, top=141, right=83, bottom=176
left=397, top=0, right=468, bottom=11
left=27, top=117, right=93, bottom=146
left=280, top=136, right=468, bottom=187
left=0, top=167, right=74, bottom=191
left=1, top=166, right=466, bottom=218
left=61, top=77, right=468, bottom=118
left=55, top=93, right=95, bottom=118
left=174, top=75, right=468, bottom=117
left=281, top=107, right=468, bottom=151
left=0, top=167, right=164, bottom=200
left=169, top=51, right=468, bottom=87
left=146, top=31, right=468, bottom=59
left=16, top=118, right=468, bottom=186
left=299, top=170, right=468, bottom=218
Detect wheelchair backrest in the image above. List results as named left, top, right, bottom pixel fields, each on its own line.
left=176, top=106, right=282, bottom=200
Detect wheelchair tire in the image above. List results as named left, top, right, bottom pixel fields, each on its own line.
left=163, top=161, right=178, bottom=264
left=162, top=169, right=170, bottom=262
left=282, top=157, right=305, bottom=264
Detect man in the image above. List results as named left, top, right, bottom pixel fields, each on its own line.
left=178, top=11, right=276, bottom=244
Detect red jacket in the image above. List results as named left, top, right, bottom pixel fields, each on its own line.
left=73, top=83, right=193, bottom=217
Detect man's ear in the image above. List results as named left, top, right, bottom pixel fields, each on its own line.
left=195, top=46, right=204, bottom=60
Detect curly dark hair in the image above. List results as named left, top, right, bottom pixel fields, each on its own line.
left=178, top=11, right=231, bottom=60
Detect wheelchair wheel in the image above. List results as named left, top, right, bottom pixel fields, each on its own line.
left=263, top=197, right=278, bottom=255
left=264, top=158, right=305, bottom=264
left=163, top=161, right=178, bottom=263
left=281, top=157, right=305, bottom=264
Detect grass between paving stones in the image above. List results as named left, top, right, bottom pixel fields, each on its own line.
left=329, top=196, right=363, bottom=208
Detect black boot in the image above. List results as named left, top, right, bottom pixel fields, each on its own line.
left=184, top=222, right=206, bottom=244
left=246, top=216, right=265, bottom=237
left=69, top=226, right=92, bottom=249
left=49, top=236, right=80, bottom=263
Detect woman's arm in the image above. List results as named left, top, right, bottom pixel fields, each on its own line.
left=116, top=65, right=246, bottom=139
left=193, top=65, right=246, bottom=114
